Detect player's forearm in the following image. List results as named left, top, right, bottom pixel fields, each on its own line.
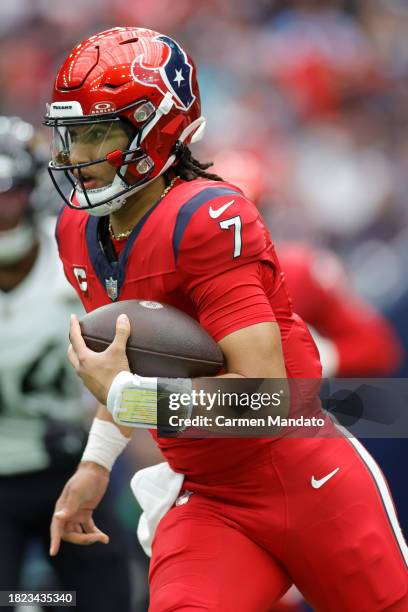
left=105, top=372, right=290, bottom=433
left=217, top=322, right=287, bottom=379
left=80, top=404, right=132, bottom=472
left=95, top=402, right=136, bottom=438
left=105, top=323, right=290, bottom=429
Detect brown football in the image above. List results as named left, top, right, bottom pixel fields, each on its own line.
left=79, top=299, right=224, bottom=377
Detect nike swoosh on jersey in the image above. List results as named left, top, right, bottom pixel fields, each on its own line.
left=311, top=467, right=340, bottom=489
left=209, top=199, right=235, bottom=219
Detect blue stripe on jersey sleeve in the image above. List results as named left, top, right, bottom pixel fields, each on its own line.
left=172, top=187, right=241, bottom=261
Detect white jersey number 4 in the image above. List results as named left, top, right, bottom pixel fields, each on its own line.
left=219, top=215, right=242, bottom=258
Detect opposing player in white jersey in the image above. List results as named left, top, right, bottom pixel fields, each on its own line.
left=0, top=117, right=133, bottom=611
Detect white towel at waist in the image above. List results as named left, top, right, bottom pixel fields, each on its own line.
left=130, top=462, right=184, bottom=557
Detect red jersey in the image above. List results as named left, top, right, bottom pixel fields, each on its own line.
left=278, top=244, right=403, bottom=376
left=56, top=178, right=321, bottom=477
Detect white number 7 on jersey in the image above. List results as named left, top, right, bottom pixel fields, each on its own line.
left=219, top=215, right=242, bottom=258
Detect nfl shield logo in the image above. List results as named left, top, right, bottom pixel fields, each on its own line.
left=105, top=277, right=118, bottom=301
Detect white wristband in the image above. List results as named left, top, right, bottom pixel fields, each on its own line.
left=81, top=417, right=131, bottom=472
left=107, top=371, right=158, bottom=429
left=106, top=371, right=192, bottom=430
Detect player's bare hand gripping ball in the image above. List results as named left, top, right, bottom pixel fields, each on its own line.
left=67, top=313, right=131, bottom=405
left=50, top=462, right=110, bottom=556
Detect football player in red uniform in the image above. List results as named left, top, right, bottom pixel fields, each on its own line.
left=279, top=243, right=403, bottom=377
left=45, top=28, right=408, bottom=611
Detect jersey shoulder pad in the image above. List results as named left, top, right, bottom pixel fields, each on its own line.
left=38, top=217, right=82, bottom=306
left=55, top=206, right=88, bottom=258
left=175, top=187, right=271, bottom=278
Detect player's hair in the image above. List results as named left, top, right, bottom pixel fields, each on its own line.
left=172, top=143, right=223, bottom=182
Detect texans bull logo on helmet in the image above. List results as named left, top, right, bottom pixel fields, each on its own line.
left=131, top=35, right=196, bottom=111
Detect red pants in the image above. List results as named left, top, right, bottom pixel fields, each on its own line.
left=149, top=436, right=408, bottom=611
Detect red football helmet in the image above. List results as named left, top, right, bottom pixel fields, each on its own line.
left=44, top=27, right=205, bottom=216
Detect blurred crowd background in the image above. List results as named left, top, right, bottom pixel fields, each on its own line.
left=1, top=0, right=408, bottom=609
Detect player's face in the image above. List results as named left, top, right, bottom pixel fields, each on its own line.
left=51, top=121, right=130, bottom=190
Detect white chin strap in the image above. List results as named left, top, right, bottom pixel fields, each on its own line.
left=74, top=178, right=131, bottom=217
left=0, top=223, right=36, bottom=264
left=73, top=98, right=206, bottom=218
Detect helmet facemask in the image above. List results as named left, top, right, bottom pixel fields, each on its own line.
left=45, top=96, right=178, bottom=217
left=47, top=106, right=156, bottom=217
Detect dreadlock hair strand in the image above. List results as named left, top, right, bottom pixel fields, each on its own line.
left=172, top=143, right=223, bottom=182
